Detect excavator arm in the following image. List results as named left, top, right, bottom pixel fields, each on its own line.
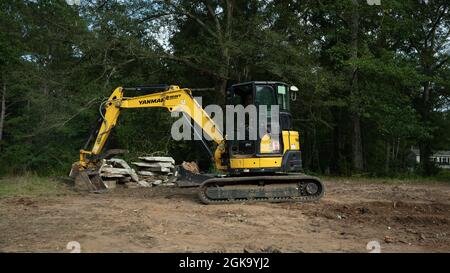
left=78, top=85, right=226, bottom=171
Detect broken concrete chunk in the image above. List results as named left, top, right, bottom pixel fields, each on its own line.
left=131, top=162, right=153, bottom=168
left=157, top=167, right=171, bottom=173
left=102, top=180, right=117, bottom=189
left=100, top=167, right=132, bottom=175
left=132, top=162, right=174, bottom=169
left=124, top=182, right=139, bottom=189
left=92, top=156, right=177, bottom=191
left=100, top=174, right=125, bottom=178
left=135, top=165, right=171, bottom=173
left=160, top=182, right=176, bottom=187
left=108, top=158, right=132, bottom=167
left=152, top=180, right=163, bottom=185
left=152, top=162, right=174, bottom=168
left=138, top=171, right=158, bottom=176
left=108, top=158, right=139, bottom=182
left=138, top=156, right=175, bottom=164
left=137, top=181, right=152, bottom=188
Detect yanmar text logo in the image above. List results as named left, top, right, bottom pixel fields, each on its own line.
left=139, top=94, right=181, bottom=105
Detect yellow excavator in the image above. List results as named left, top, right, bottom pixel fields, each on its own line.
left=70, top=82, right=324, bottom=204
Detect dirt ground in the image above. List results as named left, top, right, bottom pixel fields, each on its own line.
left=0, top=178, right=449, bottom=253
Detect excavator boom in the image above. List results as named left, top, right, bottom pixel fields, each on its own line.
left=78, top=85, right=226, bottom=171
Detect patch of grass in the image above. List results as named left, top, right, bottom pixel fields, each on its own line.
left=434, top=170, right=450, bottom=183
left=319, top=171, right=450, bottom=185
left=0, top=174, right=71, bottom=198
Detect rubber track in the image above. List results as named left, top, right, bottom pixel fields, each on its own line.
left=197, top=174, right=324, bottom=204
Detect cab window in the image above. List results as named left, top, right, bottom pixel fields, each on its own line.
left=255, top=85, right=276, bottom=106
left=276, top=85, right=289, bottom=111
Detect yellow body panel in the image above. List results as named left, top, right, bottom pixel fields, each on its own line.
left=289, top=131, right=300, bottom=151
left=229, top=131, right=300, bottom=171
left=282, top=131, right=290, bottom=153
left=230, top=157, right=283, bottom=169
left=282, top=130, right=300, bottom=152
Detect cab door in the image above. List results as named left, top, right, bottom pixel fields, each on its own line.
left=254, top=84, right=283, bottom=156
left=227, top=83, right=257, bottom=157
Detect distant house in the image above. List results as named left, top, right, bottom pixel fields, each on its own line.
left=411, top=149, right=450, bottom=169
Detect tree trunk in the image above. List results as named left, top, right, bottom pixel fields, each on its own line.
left=215, top=78, right=228, bottom=106
left=331, top=108, right=345, bottom=174
left=350, top=0, right=363, bottom=171
left=420, top=141, right=432, bottom=175
left=0, top=82, right=6, bottom=150
left=385, top=140, right=390, bottom=174
left=331, top=124, right=340, bottom=174
left=395, top=138, right=400, bottom=160
left=419, top=80, right=432, bottom=175
left=352, top=114, right=364, bottom=171
left=311, top=126, right=321, bottom=172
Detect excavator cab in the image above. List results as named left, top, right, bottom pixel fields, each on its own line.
left=225, top=82, right=301, bottom=174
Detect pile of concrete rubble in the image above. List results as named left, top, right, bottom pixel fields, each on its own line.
left=131, top=156, right=177, bottom=187
left=99, top=156, right=177, bottom=189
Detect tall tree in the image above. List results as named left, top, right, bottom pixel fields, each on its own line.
left=387, top=0, right=450, bottom=174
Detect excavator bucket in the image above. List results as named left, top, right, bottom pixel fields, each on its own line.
left=69, top=163, right=107, bottom=192
left=69, top=149, right=130, bottom=192
left=175, top=166, right=213, bottom=188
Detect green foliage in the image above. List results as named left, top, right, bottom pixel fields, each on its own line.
left=0, top=0, right=449, bottom=180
